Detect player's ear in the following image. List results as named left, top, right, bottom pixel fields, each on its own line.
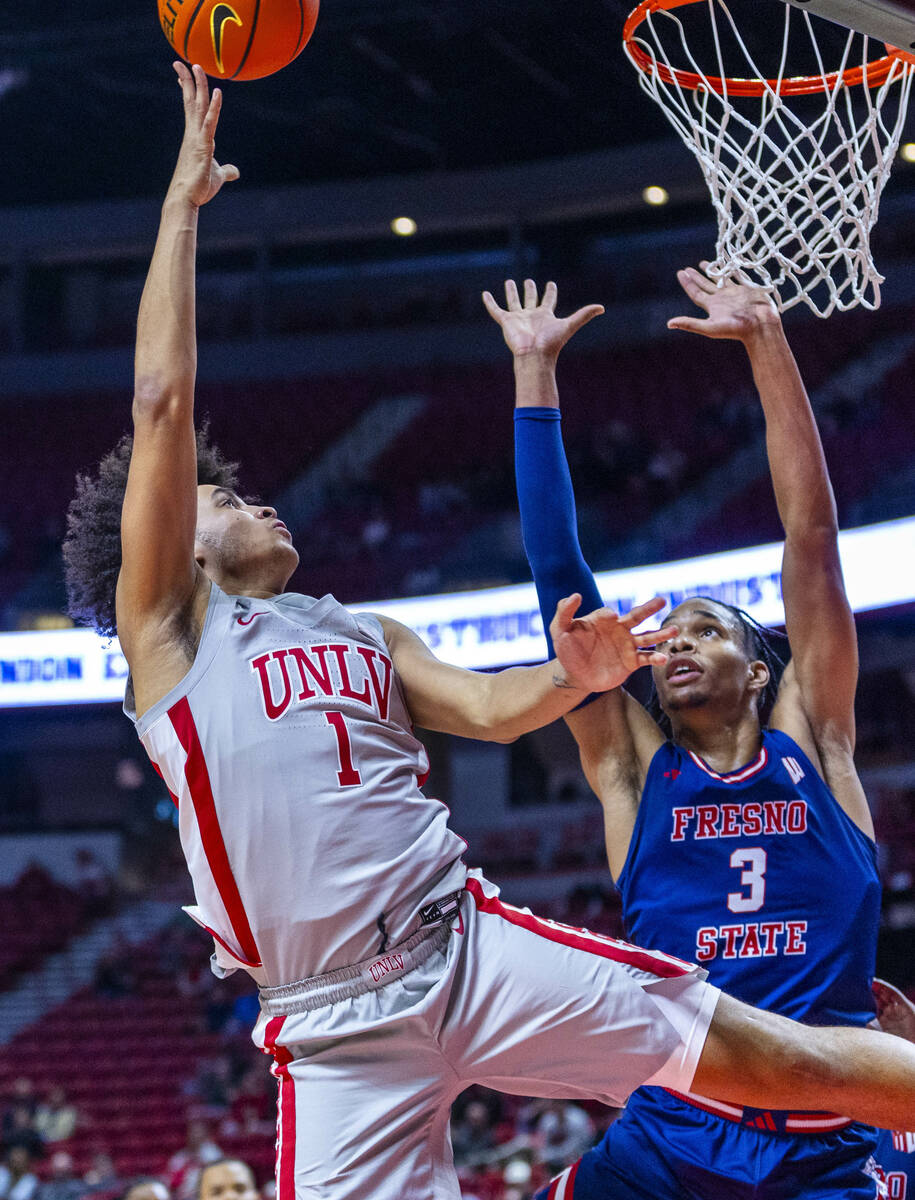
left=748, top=659, right=769, bottom=700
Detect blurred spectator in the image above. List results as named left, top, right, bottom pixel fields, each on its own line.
left=531, top=1100, right=594, bottom=1176
left=176, top=960, right=213, bottom=1003
left=82, top=1151, right=118, bottom=1192
left=33, top=1090, right=78, bottom=1145
left=93, top=941, right=137, bottom=1000
left=645, top=440, right=687, bottom=500
left=2, top=1108, right=43, bottom=1159
left=36, top=1152, right=82, bottom=1200
left=451, top=1100, right=495, bottom=1169
left=198, top=1160, right=259, bottom=1200
left=203, top=984, right=234, bottom=1036
left=123, top=1182, right=170, bottom=1200
left=184, top=1055, right=232, bottom=1114
left=228, top=994, right=259, bottom=1034
left=0, top=1148, right=39, bottom=1200
left=503, top=1157, right=534, bottom=1200
left=361, top=507, right=391, bottom=552
left=166, top=1122, right=221, bottom=1200
left=218, top=1069, right=275, bottom=1141
left=2, top=1083, right=37, bottom=1132
left=73, top=849, right=114, bottom=918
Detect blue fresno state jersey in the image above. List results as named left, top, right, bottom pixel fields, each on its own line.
left=874, top=1129, right=915, bottom=1199
left=618, top=728, right=880, bottom=1025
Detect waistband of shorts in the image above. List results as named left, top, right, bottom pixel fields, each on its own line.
left=663, top=1088, right=854, bottom=1134
left=258, top=892, right=462, bottom=1015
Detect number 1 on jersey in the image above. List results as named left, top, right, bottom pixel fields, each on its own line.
left=325, top=711, right=363, bottom=787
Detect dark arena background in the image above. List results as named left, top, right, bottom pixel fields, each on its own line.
left=1, top=2, right=914, bottom=1198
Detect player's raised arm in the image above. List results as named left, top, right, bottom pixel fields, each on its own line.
left=376, top=596, right=674, bottom=744
left=668, top=265, right=870, bottom=834
left=483, top=280, right=668, bottom=877
left=116, top=64, right=239, bottom=660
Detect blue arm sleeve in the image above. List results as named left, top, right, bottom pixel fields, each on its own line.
left=514, top=407, right=604, bottom=657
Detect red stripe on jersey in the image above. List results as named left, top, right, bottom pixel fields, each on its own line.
left=149, top=760, right=179, bottom=808
left=565, top=1159, right=580, bottom=1197
left=263, top=1017, right=296, bottom=1200
left=465, top=878, right=694, bottom=979
left=168, top=696, right=261, bottom=966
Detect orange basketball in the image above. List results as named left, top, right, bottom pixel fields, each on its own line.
left=158, top=0, right=319, bottom=81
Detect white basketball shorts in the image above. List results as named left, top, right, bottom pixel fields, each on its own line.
left=251, top=871, right=720, bottom=1200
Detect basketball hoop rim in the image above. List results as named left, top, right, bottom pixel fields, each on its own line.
left=623, top=0, right=915, bottom=96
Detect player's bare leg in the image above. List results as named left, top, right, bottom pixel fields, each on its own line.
left=692, top=990, right=915, bottom=1128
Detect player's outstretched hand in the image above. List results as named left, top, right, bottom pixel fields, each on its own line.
left=483, top=279, right=604, bottom=361
left=667, top=263, right=779, bottom=342
left=170, top=62, right=239, bottom=208
left=872, top=978, right=915, bottom=1044
left=550, top=595, right=676, bottom=694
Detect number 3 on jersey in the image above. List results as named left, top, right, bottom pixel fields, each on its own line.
left=325, top=711, right=363, bottom=787
left=727, top=847, right=767, bottom=913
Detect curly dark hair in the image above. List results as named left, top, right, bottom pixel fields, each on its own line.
left=647, top=598, right=788, bottom=738
left=63, top=423, right=239, bottom=637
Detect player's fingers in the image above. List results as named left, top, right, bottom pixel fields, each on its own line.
left=554, top=593, right=582, bottom=630
left=203, top=86, right=223, bottom=133
left=633, top=624, right=678, bottom=648
left=676, top=268, right=712, bottom=301
left=523, top=278, right=538, bottom=309
left=174, top=60, right=195, bottom=106
left=482, top=291, right=505, bottom=321
left=637, top=649, right=670, bottom=667
left=504, top=279, right=522, bottom=312
left=192, top=64, right=210, bottom=114
left=667, top=316, right=710, bottom=336
left=622, top=596, right=667, bottom=627
left=564, top=304, right=605, bottom=337
left=543, top=281, right=558, bottom=312
left=221, top=163, right=240, bottom=182
left=683, top=265, right=718, bottom=294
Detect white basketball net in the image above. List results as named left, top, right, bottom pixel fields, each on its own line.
left=625, top=2, right=915, bottom=315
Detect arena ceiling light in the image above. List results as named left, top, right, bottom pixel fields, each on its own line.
left=642, top=185, right=670, bottom=206
left=391, top=216, right=418, bottom=236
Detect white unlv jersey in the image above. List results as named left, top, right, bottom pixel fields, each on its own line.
left=125, top=583, right=468, bottom=987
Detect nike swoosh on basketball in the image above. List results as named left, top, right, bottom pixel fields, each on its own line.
left=237, top=611, right=268, bottom=626
left=210, top=2, right=243, bottom=74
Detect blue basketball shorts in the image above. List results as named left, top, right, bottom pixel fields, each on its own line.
left=533, top=1087, right=882, bottom=1200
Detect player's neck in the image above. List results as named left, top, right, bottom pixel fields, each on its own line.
left=671, top=710, right=763, bottom=775
left=205, top=565, right=290, bottom=600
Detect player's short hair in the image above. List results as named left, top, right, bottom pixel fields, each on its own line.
left=197, top=1159, right=256, bottom=1200
left=647, top=597, right=787, bottom=735
left=63, top=422, right=238, bottom=638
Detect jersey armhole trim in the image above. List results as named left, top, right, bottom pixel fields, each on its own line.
left=132, top=581, right=231, bottom=739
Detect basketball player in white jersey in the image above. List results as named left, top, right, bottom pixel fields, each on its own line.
left=62, top=64, right=915, bottom=1200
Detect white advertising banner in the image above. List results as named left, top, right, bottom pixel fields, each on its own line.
left=1, top=515, right=913, bottom=708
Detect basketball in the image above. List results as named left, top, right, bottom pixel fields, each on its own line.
left=158, top=0, right=319, bottom=81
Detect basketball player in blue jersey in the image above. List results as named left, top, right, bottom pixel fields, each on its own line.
left=62, top=69, right=915, bottom=1200
left=485, top=274, right=902, bottom=1199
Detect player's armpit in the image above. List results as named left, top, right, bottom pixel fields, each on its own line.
left=769, top=659, right=873, bottom=838
left=566, top=689, right=664, bottom=880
